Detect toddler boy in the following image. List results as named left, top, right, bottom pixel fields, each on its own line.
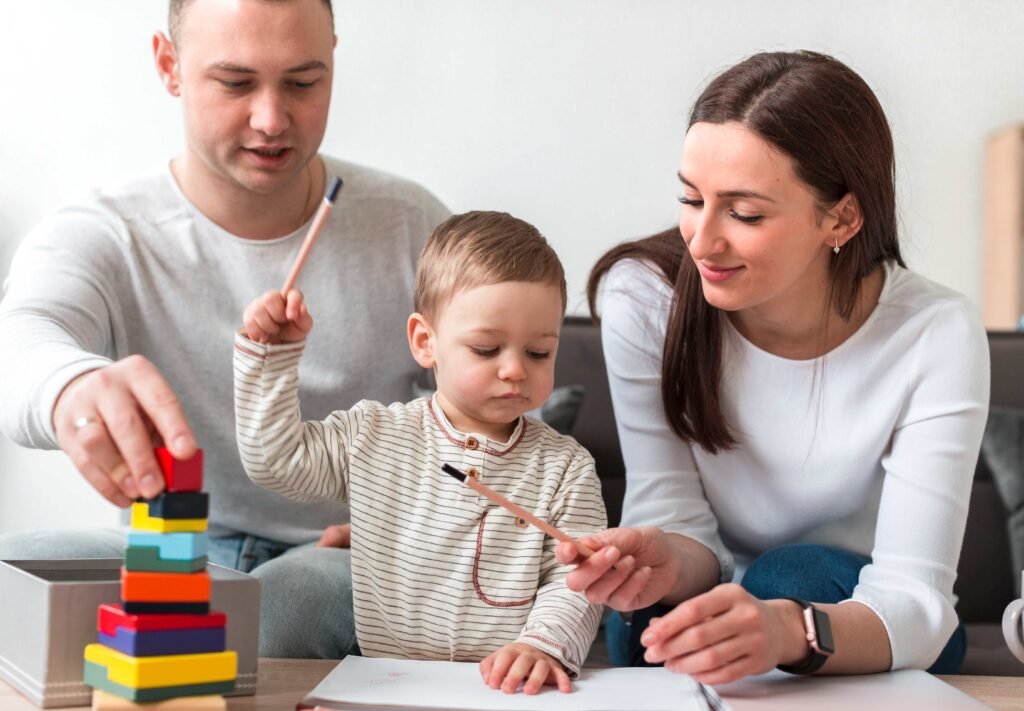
left=233, top=211, right=606, bottom=693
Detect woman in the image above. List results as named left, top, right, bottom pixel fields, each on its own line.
left=557, top=51, right=989, bottom=683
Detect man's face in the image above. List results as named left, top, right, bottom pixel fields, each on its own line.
left=171, top=0, right=335, bottom=196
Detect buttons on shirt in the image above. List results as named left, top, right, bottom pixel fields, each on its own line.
left=465, top=437, right=480, bottom=450
left=467, top=468, right=480, bottom=480
left=515, top=516, right=528, bottom=529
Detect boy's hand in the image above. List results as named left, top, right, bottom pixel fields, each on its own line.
left=243, top=289, right=313, bottom=344
left=479, top=642, right=572, bottom=695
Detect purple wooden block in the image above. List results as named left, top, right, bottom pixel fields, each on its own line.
left=97, top=625, right=226, bottom=657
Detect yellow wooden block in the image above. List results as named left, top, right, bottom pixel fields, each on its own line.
left=84, top=644, right=236, bottom=688
left=92, top=689, right=226, bottom=709
left=130, top=502, right=208, bottom=533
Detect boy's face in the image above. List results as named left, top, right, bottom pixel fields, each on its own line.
left=159, top=0, right=335, bottom=198
left=412, top=282, right=563, bottom=441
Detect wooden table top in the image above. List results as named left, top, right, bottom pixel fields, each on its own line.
left=1, top=659, right=1021, bottom=710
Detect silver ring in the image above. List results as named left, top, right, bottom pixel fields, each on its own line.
left=73, top=415, right=99, bottom=430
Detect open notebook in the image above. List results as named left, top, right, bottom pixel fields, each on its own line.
left=298, top=657, right=727, bottom=711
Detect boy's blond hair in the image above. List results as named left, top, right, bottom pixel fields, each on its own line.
left=414, top=211, right=567, bottom=321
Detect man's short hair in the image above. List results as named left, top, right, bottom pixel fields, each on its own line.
left=169, top=0, right=335, bottom=43
left=414, top=211, right=567, bottom=322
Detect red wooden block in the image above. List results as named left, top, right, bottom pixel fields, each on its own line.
left=155, top=447, right=204, bottom=492
left=97, top=604, right=225, bottom=635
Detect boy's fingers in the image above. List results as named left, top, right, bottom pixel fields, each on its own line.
left=251, top=308, right=281, bottom=337
left=553, top=665, right=572, bottom=693
left=502, top=656, right=533, bottom=694
left=284, top=289, right=305, bottom=320
left=487, top=653, right=513, bottom=688
left=523, top=661, right=548, bottom=695
left=479, top=656, right=493, bottom=682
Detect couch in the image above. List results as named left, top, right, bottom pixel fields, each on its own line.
left=555, top=316, right=1024, bottom=675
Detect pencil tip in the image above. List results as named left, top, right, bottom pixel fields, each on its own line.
left=441, top=464, right=466, bottom=482
left=326, top=176, right=343, bottom=203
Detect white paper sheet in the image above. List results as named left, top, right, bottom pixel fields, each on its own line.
left=301, top=656, right=721, bottom=711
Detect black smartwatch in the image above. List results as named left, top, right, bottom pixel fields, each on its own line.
left=776, top=597, right=834, bottom=674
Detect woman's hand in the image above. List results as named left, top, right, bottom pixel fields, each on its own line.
left=555, top=527, right=682, bottom=611
left=479, top=642, right=572, bottom=694
left=641, top=583, right=808, bottom=684
left=243, top=288, right=313, bottom=344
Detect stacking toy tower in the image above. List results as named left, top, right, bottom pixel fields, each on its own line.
left=83, top=448, right=238, bottom=708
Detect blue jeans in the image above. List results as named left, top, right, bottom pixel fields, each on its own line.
left=606, top=543, right=966, bottom=674
left=0, top=527, right=358, bottom=659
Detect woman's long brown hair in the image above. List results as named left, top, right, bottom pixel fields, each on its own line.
left=588, top=51, right=905, bottom=454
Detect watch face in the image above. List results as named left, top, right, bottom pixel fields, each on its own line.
left=811, top=607, right=835, bottom=654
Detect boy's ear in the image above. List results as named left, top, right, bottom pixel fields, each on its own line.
left=153, top=31, right=181, bottom=97
left=407, top=313, right=436, bottom=369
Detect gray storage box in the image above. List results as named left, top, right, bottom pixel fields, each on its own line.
left=0, top=559, right=259, bottom=708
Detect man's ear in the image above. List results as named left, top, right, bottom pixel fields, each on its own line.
left=827, top=192, right=864, bottom=250
left=407, top=313, right=436, bottom=369
left=153, top=31, right=181, bottom=97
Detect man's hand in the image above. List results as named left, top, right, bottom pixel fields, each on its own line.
left=52, top=356, right=196, bottom=506
left=317, top=523, right=352, bottom=548
left=479, top=642, right=572, bottom=694
left=243, top=289, right=313, bottom=344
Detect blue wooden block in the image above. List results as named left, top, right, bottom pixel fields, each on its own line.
left=97, top=626, right=226, bottom=657
left=126, top=531, right=208, bottom=561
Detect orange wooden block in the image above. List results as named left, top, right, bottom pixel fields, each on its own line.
left=121, top=568, right=210, bottom=603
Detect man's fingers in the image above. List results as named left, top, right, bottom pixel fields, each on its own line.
left=77, top=461, right=133, bottom=508
left=122, top=356, right=195, bottom=459
left=96, top=391, right=164, bottom=499
left=66, top=415, right=139, bottom=504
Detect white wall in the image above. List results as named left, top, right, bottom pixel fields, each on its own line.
left=2, top=1, right=1023, bottom=533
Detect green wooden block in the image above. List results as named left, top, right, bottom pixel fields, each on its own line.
left=83, top=660, right=235, bottom=702
left=124, top=546, right=208, bottom=573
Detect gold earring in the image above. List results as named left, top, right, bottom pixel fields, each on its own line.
left=833, top=237, right=840, bottom=255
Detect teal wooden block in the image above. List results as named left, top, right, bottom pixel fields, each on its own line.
left=124, top=546, right=207, bottom=573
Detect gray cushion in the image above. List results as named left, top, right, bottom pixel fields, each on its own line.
left=980, top=406, right=1024, bottom=596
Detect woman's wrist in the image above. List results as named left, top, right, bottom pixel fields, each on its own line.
left=769, top=598, right=815, bottom=666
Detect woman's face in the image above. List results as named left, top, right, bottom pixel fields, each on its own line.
left=678, top=121, right=838, bottom=317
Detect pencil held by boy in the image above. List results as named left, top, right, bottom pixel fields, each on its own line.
left=233, top=211, right=607, bottom=693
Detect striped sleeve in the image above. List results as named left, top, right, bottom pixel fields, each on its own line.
left=517, top=447, right=606, bottom=677
left=233, top=331, right=358, bottom=503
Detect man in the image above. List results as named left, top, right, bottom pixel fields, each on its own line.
left=0, top=0, right=448, bottom=658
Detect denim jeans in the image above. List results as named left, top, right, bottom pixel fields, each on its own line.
left=606, top=543, right=966, bottom=674
left=0, top=527, right=358, bottom=659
